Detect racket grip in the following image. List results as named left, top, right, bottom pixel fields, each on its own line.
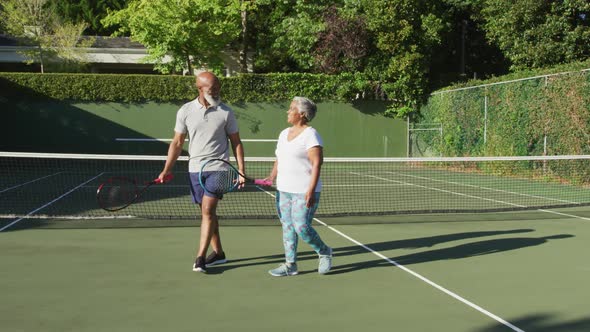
left=155, top=174, right=174, bottom=184
left=254, top=179, right=272, bottom=186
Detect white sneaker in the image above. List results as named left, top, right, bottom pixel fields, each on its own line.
left=268, top=263, right=298, bottom=277
left=318, top=247, right=333, bottom=275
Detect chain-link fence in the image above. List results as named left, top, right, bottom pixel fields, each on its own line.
left=412, top=68, right=590, bottom=157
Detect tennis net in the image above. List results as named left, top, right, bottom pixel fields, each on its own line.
left=1, top=152, right=590, bottom=223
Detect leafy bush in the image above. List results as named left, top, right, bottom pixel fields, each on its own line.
left=0, top=72, right=376, bottom=103
left=419, top=64, right=590, bottom=157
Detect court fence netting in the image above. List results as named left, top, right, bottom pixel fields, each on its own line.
left=1, top=152, right=590, bottom=228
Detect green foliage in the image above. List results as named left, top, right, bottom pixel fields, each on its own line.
left=438, top=58, right=590, bottom=91
left=479, top=0, right=590, bottom=70
left=251, top=0, right=331, bottom=72
left=251, top=1, right=369, bottom=74
left=313, top=6, right=369, bottom=74
left=3, top=0, right=588, bottom=119
left=419, top=67, right=590, bottom=157
left=360, top=0, right=450, bottom=117
left=47, top=0, right=127, bottom=35
left=0, top=73, right=195, bottom=102
left=0, top=72, right=376, bottom=103
left=0, top=0, right=94, bottom=73
left=102, top=0, right=241, bottom=74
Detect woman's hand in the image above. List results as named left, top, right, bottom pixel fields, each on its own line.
left=305, top=190, right=315, bottom=208
left=263, top=175, right=275, bottom=185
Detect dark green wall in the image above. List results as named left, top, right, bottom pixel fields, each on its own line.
left=233, top=101, right=406, bottom=157
left=1, top=100, right=407, bottom=157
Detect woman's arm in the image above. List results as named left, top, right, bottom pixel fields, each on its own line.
left=305, top=146, right=323, bottom=207
left=266, top=160, right=278, bottom=183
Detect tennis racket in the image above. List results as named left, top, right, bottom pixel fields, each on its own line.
left=199, top=158, right=272, bottom=196
left=97, top=174, right=174, bottom=211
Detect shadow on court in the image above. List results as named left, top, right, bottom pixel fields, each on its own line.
left=205, top=229, right=572, bottom=275
left=479, top=313, right=590, bottom=332
left=327, top=233, right=573, bottom=275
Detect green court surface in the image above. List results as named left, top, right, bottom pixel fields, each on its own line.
left=2, top=208, right=590, bottom=332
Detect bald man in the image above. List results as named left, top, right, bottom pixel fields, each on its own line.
left=159, top=71, right=245, bottom=273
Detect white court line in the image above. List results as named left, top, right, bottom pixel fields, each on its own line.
left=386, top=171, right=581, bottom=205
left=351, top=172, right=526, bottom=208
left=81, top=184, right=190, bottom=189
left=537, top=209, right=590, bottom=221
left=0, top=214, right=137, bottom=220
left=0, top=173, right=104, bottom=232
left=323, top=183, right=408, bottom=187
left=256, top=189, right=525, bottom=331
left=82, top=184, right=407, bottom=189
left=313, top=217, right=526, bottom=332
left=0, top=172, right=62, bottom=194
left=356, top=171, right=590, bottom=222
left=115, top=138, right=277, bottom=142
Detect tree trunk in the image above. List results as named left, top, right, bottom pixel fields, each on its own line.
left=38, top=43, right=45, bottom=74
left=239, top=6, right=248, bottom=73
left=186, top=53, right=192, bottom=76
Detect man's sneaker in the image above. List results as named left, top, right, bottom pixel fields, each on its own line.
left=205, top=251, right=227, bottom=267
left=318, top=247, right=333, bottom=275
left=268, top=263, right=298, bottom=277
left=192, top=256, right=207, bottom=273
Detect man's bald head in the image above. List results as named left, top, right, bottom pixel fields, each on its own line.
left=196, top=72, right=220, bottom=96
left=196, top=71, right=221, bottom=107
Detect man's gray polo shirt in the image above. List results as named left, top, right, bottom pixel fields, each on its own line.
left=174, top=98, right=239, bottom=172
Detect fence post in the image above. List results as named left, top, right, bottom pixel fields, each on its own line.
left=406, top=115, right=410, bottom=157
left=484, top=93, right=488, bottom=144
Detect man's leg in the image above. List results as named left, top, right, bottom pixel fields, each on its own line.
left=209, top=219, right=222, bottom=254
left=197, top=194, right=220, bottom=258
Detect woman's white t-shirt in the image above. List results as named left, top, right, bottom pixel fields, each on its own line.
left=275, top=126, right=323, bottom=193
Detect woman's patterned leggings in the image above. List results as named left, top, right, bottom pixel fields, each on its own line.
left=275, top=191, right=329, bottom=263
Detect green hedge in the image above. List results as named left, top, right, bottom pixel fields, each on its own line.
left=416, top=64, right=590, bottom=186
left=418, top=67, right=590, bottom=157
left=437, top=59, right=590, bottom=93
left=0, top=72, right=375, bottom=103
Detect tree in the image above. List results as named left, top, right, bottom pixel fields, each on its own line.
left=426, top=0, right=510, bottom=88
left=361, top=0, right=449, bottom=117
left=47, top=0, right=128, bottom=36
left=249, top=0, right=330, bottom=72
left=478, top=0, right=590, bottom=70
left=0, top=0, right=94, bottom=73
left=249, top=0, right=368, bottom=74
left=102, top=0, right=242, bottom=75
left=313, top=5, right=369, bottom=74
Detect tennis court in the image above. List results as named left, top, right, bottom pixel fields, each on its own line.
left=2, top=153, right=590, bottom=331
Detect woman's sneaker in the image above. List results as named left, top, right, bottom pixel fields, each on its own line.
left=205, top=251, right=227, bottom=267
left=268, top=263, right=298, bottom=277
left=318, top=247, right=333, bottom=275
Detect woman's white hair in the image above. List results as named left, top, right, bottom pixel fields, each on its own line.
left=293, top=96, right=317, bottom=122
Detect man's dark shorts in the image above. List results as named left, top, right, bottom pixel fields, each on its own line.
left=189, top=172, right=224, bottom=205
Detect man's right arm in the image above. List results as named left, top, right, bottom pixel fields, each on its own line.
left=159, top=131, right=186, bottom=181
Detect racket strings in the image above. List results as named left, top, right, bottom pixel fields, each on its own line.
left=204, top=169, right=240, bottom=195
left=97, top=178, right=138, bottom=211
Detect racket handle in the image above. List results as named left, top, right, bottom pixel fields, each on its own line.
left=254, top=179, right=272, bottom=186
left=154, top=173, right=174, bottom=184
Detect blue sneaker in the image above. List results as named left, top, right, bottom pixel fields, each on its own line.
left=268, top=263, right=298, bottom=277
left=318, top=247, right=333, bottom=275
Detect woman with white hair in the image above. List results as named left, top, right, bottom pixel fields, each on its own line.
left=265, top=96, right=333, bottom=276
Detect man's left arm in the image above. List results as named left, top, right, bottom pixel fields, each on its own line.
left=228, top=132, right=245, bottom=186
